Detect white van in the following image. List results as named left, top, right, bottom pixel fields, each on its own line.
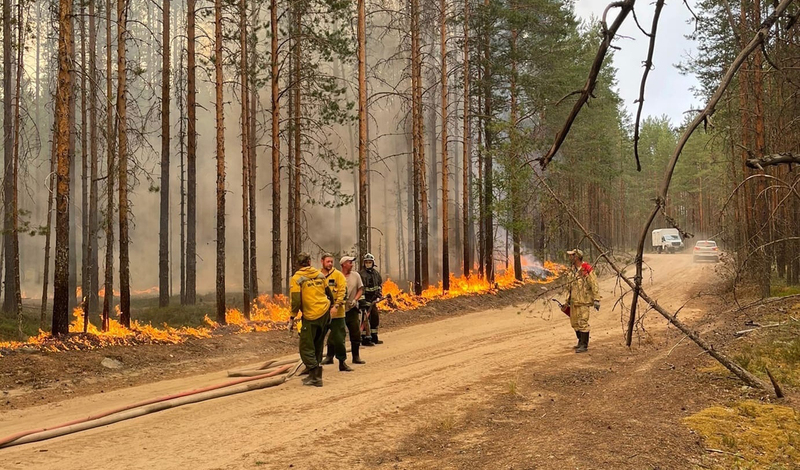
left=652, top=228, right=684, bottom=253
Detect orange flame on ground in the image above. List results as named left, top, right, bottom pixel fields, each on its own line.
left=0, top=261, right=564, bottom=356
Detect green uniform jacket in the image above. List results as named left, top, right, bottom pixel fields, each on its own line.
left=290, top=266, right=332, bottom=321
left=325, top=268, right=347, bottom=319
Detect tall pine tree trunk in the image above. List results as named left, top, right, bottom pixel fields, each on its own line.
left=270, top=0, right=282, bottom=295
left=462, top=0, right=470, bottom=277
left=440, top=0, right=449, bottom=292
left=159, top=0, right=171, bottom=307
left=293, top=5, right=302, bottom=263
left=482, top=0, right=493, bottom=282
left=510, top=19, right=521, bottom=281
left=214, top=0, right=227, bottom=323
left=240, top=0, right=251, bottom=318
left=186, top=0, right=197, bottom=305
left=357, top=0, right=368, bottom=258
left=117, top=0, right=131, bottom=328
left=88, top=0, right=99, bottom=315
left=41, top=122, right=57, bottom=329
left=102, top=0, right=115, bottom=331
left=411, top=0, right=423, bottom=294
left=11, top=0, right=24, bottom=334
left=52, top=0, right=75, bottom=336
left=79, top=2, right=88, bottom=314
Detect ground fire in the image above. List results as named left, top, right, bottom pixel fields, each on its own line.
left=0, top=262, right=563, bottom=356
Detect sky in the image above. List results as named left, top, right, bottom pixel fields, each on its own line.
left=572, top=0, right=702, bottom=125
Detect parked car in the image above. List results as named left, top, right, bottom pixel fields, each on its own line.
left=693, top=240, right=720, bottom=262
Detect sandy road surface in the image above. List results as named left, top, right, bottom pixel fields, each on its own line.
left=0, top=254, right=716, bottom=469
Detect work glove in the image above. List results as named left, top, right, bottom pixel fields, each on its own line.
left=287, top=317, right=296, bottom=335
left=593, top=300, right=600, bottom=311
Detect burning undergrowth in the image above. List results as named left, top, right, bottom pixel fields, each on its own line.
left=0, top=261, right=564, bottom=357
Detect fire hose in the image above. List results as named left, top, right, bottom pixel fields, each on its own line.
left=0, top=358, right=303, bottom=449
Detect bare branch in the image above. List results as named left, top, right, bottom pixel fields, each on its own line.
left=628, top=0, right=796, bottom=350
left=745, top=152, right=800, bottom=169
left=535, top=0, right=635, bottom=169
left=633, top=0, right=665, bottom=172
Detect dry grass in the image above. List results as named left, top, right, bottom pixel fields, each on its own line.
left=684, top=400, right=800, bottom=469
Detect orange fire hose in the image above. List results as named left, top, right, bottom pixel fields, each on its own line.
left=0, top=361, right=298, bottom=449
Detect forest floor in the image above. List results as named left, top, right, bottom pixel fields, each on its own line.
left=1, top=254, right=798, bottom=469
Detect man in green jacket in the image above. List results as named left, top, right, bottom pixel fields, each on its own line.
left=289, top=252, right=332, bottom=387
left=320, top=253, right=352, bottom=372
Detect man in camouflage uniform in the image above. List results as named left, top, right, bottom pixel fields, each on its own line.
left=289, top=252, right=333, bottom=386
left=564, top=249, right=600, bottom=353
left=359, top=253, right=383, bottom=346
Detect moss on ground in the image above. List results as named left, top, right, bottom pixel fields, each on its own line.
left=684, top=400, right=800, bottom=469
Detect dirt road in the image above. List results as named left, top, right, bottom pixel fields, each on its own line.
left=0, top=254, right=717, bottom=469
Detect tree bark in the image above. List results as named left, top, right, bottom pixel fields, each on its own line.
left=10, top=0, right=24, bottom=335
left=102, top=0, right=115, bottom=331
left=510, top=18, right=521, bottom=281
left=411, top=0, right=422, bottom=294
left=357, top=0, right=369, bottom=259
left=159, top=0, right=171, bottom=307
left=462, top=0, right=470, bottom=278
left=88, top=0, right=99, bottom=315
left=441, top=0, right=449, bottom=292
left=3, top=0, right=14, bottom=315
left=270, top=0, right=282, bottom=295
left=117, top=0, right=131, bottom=328
left=240, top=0, right=251, bottom=318
left=80, top=1, right=88, bottom=314
left=186, top=0, right=197, bottom=305
left=52, top=0, right=75, bottom=336
left=482, top=0, right=493, bottom=282
left=41, top=123, right=57, bottom=330
left=293, top=4, right=302, bottom=265
left=214, top=0, right=227, bottom=324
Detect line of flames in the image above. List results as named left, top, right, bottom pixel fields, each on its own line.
left=0, top=261, right=564, bottom=356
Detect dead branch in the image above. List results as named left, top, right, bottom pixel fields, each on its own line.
left=629, top=0, right=795, bottom=353
left=765, top=367, right=785, bottom=398
left=534, top=172, right=768, bottom=391
left=535, top=0, right=635, bottom=169
left=745, top=152, right=800, bottom=169
left=633, top=0, right=665, bottom=171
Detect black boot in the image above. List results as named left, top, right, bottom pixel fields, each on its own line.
left=575, top=332, right=589, bottom=354
left=351, top=342, right=366, bottom=364
left=322, top=345, right=334, bottom=365
left=362, top=336, right=375, bottom=347
left=573, top=330, right=581, bottom=349
left=301, top=366, right=316, bottom=385
left=303, top=366, right=323, bottom=387
left=339, top=359, right=353, bottom=372
left=372, top=332, right=384, bottom=345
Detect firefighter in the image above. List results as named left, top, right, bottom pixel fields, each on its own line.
left=320, top=253, right=353, bottom=372
left=289, top=252, right=333, bottom=387
left=339, top=255, right=366, bottom=364
left=564, top=249, right=600, bottom=353
left=359, top=253, right=383, bottom=346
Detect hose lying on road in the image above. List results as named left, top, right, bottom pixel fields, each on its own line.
left=0, top=359, right=301, bottom=449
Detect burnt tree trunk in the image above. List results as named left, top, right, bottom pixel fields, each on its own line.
left=102, top=0, right=115, bottom=331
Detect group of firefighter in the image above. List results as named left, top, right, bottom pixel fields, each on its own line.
left=288, top=247, right=601, bottom=387
left=288, top=251, right=384, bottom=387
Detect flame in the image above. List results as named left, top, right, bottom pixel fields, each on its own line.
left=0, top=260, right=564, bottom=356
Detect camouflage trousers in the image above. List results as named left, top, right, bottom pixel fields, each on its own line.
left=569, top=304, right=590, bottom=333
